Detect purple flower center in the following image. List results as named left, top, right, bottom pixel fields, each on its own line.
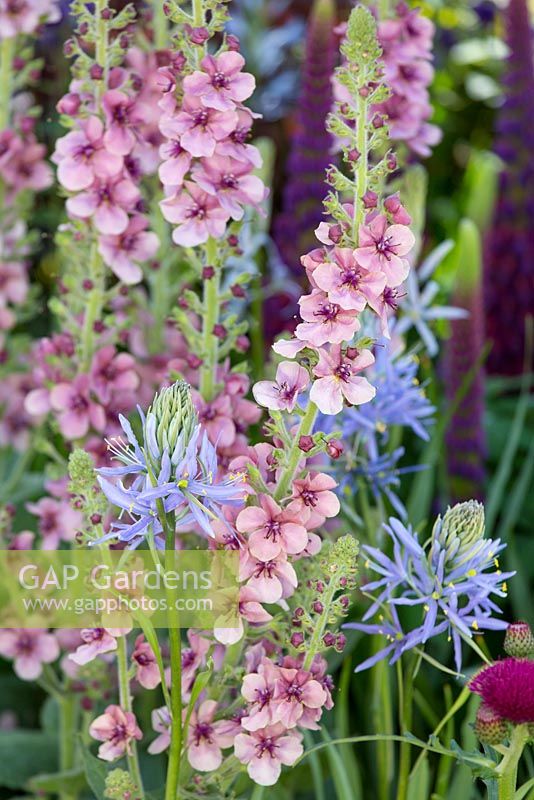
left=193, top=110, right=209, bottom=128
left=70, top=392, right=89, bottom=413
left=221, top=173, right=238, bottom=189
left=187, top=203, right=206, bottom=220
left=169, top=140, right=183, bottom=157
left=254, top=687, right=273, bottom=709
left=334, top=362, right=352, bottom=382
left=255, top=736, right=278, bottom=759
left=75, top=143, right=95, bottom=162
left=340, top=267, right=362, bottom=289
left=277, top=380, right=296, bottom=403
left=193, top=722, right=213, bottom=745
left=254, top=560, right=276, bottom=579
left=112, top=104, right=130, bottom=125
left=212, top=71, right=229, bottom=89
left=85, top=628, right=105, bottom=643
left=315, top=301, right=340, bottom=322
left=375, top=235, right=397, bottom=260
left=299, top=489, right=318, bottom=507
left=15, top=634, right=35, bottom=655
left=264, top=519, right=281, bottom=540
left=232, top=126, right=250, bottom=145
left=41, top=512, right=58, bottom=532
left=383, top=286, right=398, bottom=310
left=182, top=649, right=196, bottom=669
left=284, top=680, right=303, bottom=701
left=135, top=651, right=152, bottom=666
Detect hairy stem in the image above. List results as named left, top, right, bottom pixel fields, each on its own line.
left=80, top=243, right=105, bottom=370
left=273, top=402, right=318, bottom=502
left=395, top=655, right=416, bottom=800
left=117, top=636, right=145, bottom=798
left=496, top=724, right=529, bottom=800
left=164, top=516, right=183, bottom=800
left=0, top=36, right=15, bottom=131
left=59, top=692, right=78, bottom=800
left=199, top=237, right=220, bottom=401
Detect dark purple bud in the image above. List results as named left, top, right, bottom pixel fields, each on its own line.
left=326, top=439, right=343, bottom=459
left=231, top=284, right=246, bottom=298
left=202, top=266, right=215, bottom=280
left=291, top=632, right=305, bottom=648
left=323, top=632, right=336, bottom=647
left=362, top=190, right=378, bottom=209
left=313, top=601, right=324, bottom=614
left=227, top=34, right=240, bottom=51
left=57, top=93, right=81, bottom=115
left=90, top=64, right=104, bottom=80
left=213, top=324, right=227, bottom=339
left=298, top=435, right=315, bottom=453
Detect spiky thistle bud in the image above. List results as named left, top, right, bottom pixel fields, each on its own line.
left=474, top=703, right=510, bottom=745
left=504, top=622, right=534, bottom=659
left=145, top=380, right=198, bottom=456
left=432, top=501, right=485, bottom=560
left=104, top=769, right=141, bottom=800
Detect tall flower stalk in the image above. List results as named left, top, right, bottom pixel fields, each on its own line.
left=273, top=0, right=337, bottom=276
left=484, top=0, right=534, bottom=375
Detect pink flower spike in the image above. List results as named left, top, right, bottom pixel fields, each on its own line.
left=313, top=247, right=386, bottom=312
left=160, top=181, right=230, bottom=246
left=253, top=361, right=309, bottom=412
left=273, top=666, right=327, bottom=728
left=0, top=629, right=59, bottom=681
left=183, top=52, right=255, bottom=111
left=296, top=290, right=360, bottom=347
left=98, top=215, right=159, bottom=285
left=237, top=495, right=309, bottom=560
left=354, top=214, right=414, bottom=288
left=310, top=345, right=376, bottom=415
left=291, top=472, right=341, bottom=527
left=89, top=704, right=142, bottom=762
left=234, top=723, right=303, bottom=786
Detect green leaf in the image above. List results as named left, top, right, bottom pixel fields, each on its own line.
left=407, top=758, right=430, bottom=800
left=321, top=728, right=355, bottom=800
left=81, top=744, right=109, bottom=800
left=27, top=767, right=86, bottom=795
left=0, top=730, right=58, bottom=789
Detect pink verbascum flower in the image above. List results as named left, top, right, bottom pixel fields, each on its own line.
left=53, top=116, right=123, bottom=191
left=49, top=374, right=106, bottom=439
left=66, top=175, right=140, bottom=235
left=312, top=247, right=386, bottom=311
left=69, top=628, right=118, bottom=666
left=102, top=90, right=143, bottom=156
left=310, top=345, right=375, bottom=415
left=98, top=214, right=159, bottom=285
left=236, top=496, right=309, bottom=560
left=148, top=706, right=171, bottom=754
left=192, top=155, right=267, bottom=220
left=234, top=723, right=303, bottom=786
left=132, top=634, right=161, bottom=689
left=186, top=700, right=234, bottom=772
left=291, top=472, right=340, bottom=527
left=160, top=181, right=230, bottom=246
left=26, top=496, right=83, bottom=548
left=296, top=290, right=360, bottom=346
left=252, top=361, right=309, bottom=412
left=241, top=658, right=279, bottom=731
left=194, top=391, right=236, bottom=448
left=166, top=97, right=237, bottom=157
left=216, top=108, right=262, bottom=167
left=240, top=549, right=298, bottom=603
left=0, top=629, right=59, bottom=680
left=0, top=0, right=59, bottom=36
left=158, top=137, right=192, bottom=187
left=89, top=345, right=139, bottom=405
left=183, top=52, right=255, bottom=112
left=354, top=214, right=414, bottom=287
left=273, top=666, right=327, bottom=729
left=89, top=704, right=142, bottom=762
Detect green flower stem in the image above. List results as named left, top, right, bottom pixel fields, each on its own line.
left=193, top=0, right=204, bottom=26
left=273, top=402, right=318, bottom=502
left=163, top=513, right=183, bottom=800
left=352, top=89, right=369, bottom=242
left=0, top=35, right=15, bottom=131
left=372, top=651, right=394, bottom=800
left=117, top=636, right=145, bottom=798
left=59, top=692, right=78, bottom=800
left=395, top=654, right=417, bottom=800
left=303, top=570, right=339, bottom=671
left=199, top=237, right=220, bottom=401
left=95, top=0, right=109, bottom=101
left=496, top=724, right=529, bottom=800
left=153, top=0, right=168, bottom=50
left=80, top=243, right=105, bottom=370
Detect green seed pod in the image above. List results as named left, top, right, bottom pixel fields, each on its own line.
left=504, top=622, right=534, bottom=660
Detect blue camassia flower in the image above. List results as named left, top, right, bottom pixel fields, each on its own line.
left=346, top=503, right=514, bottom=673
left=95, top=385, right=245, bottom=548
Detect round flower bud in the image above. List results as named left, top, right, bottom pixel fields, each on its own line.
left=504, top=622, right=534, bottom=659
left=474, top=703, right=509, bottom=745
left=146, top=381, right=198, bottom=458
left=432, top=500, right=485, bottom=558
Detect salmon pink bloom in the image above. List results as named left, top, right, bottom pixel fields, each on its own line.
left=53, top=116, right=123, bottom=191
left=160, top=182, right=230, bottom=246
left=216, top=109, right=262, bottom=166
left=273, top=666, right=327, bottom=729
left=0, top=0, right=59, bottom=36
left=194, top=391, right=236, bottom=448
left=66, top=175, right=140, bottom=235
left=0, top=629, right=59, bottom=681
left=148, top=706, right=171, bottom=754
left=291, top=472, right=340, bottom=527
left=192, top=155, right=267, bottom=220
left=241, top=658, right=280, bottom=731
left=26, top=496, right=83, bottom=548
left=132, top=635, right=161, bottom=689
left=49, top=374, right=106, bottom=439
left=236, top=495, right=309, bottom=560
left=102, top=90, right=143, bottom=156
left=354, top=215, right=414, bottom=287
left=89, top=704, right=142, bottom=762
left=158, top=137, right=192, bottom=187
left=313, top=247, right=386, bottom=311
left=186, top=700, right=234, bottom=772
left=234, top=723, right=303, bottom=786
left=310, top=345, right=375, bottom=415
left=98, top=215, right=159, bottom=284
left=166, top=97, right=237, bottom=157
left=69, top=628, right=118, bottom=666
left=3, top=141, right=52, bottom=192
left=89, top=345, right=139, bottom=405
left=296, top=290, right=360, bottom=346
left=184, top=52, right=255, bottom=111
left=240, top=548, right=298, bottom=603
left=253, top=361, right=309, bottom=412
